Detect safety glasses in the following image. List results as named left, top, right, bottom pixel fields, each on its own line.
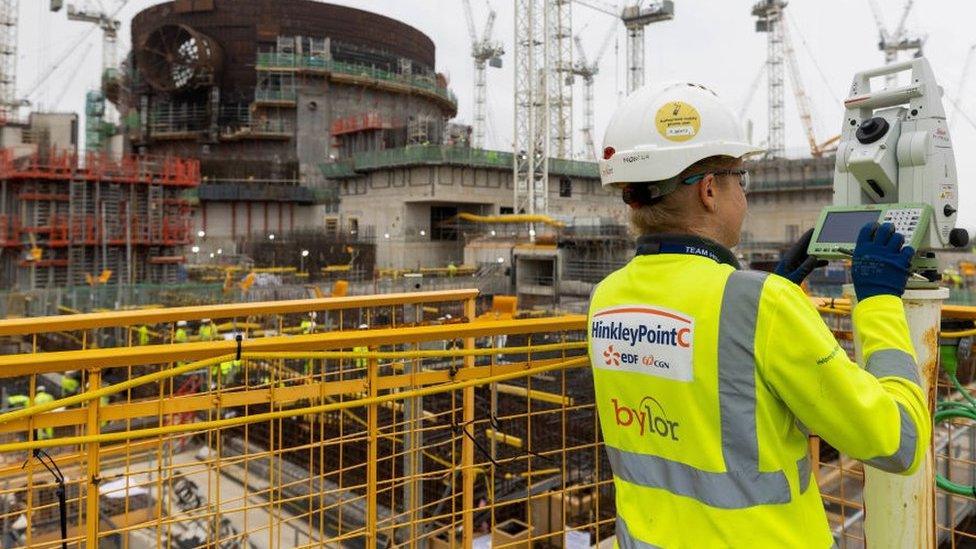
left=682, top=169, right=751, bottom=192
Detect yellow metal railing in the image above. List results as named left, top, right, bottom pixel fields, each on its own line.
left=4, top=292, right=975, bottom=548
left=0, top=295, right=599, bottom=548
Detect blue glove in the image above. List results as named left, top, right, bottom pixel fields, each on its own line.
left=775, top=228, right=829, bottom=285
left=852, top=222, right=915, bottom=301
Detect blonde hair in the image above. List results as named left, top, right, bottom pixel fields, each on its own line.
left=630, top=155, right=740, bottom=236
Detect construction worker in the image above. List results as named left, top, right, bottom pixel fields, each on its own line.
left=61, top=371, right=80, bottom=397
left=34, top=386, right=54, bottom=440
left=300, top=312, right=316, bottom=334
left=174, top=321, right=189, bottom=343
left=137, top=324, right=151, bottom=346
left=590, top=83, right=929, bottom=547
left=447, top=262, right=458, bottom=278
left=353, top=324, right=369, bottom=370
left=6, top=393, right=28, bottom=409
left=213, top=359, right=242, bottom=386
left=198, top=318, right=217, bottom=341
left=301, top=312, right=317, bottom=377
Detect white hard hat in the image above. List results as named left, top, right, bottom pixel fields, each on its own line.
left=358, top=323, right=368, bottom=330
left=202, top=318, right=211, bottom=323
left=37, top=386, right=45, bottom=393
left=599, top=82, right=763, bottom=188
left=177, top=320, right=187, bottom=327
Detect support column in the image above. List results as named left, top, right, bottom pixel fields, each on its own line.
left=461, top=296, right=476, bottom=547
left=86, top=368, right=103, bottom=547
left=858, top=287, right=946, bottom=549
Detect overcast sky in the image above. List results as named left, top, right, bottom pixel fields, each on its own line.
left=18, top=0, right=976, bottom=228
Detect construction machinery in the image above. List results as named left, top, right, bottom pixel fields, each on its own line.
left=867, top=0, right=924, bottom=87
left=781, top=12, right=838, bottom=158
left=0, top=0, right=19, bottom=123
left=63, top=1, right=124, bottom=152
left=950, top=44, right=976, bottom=131
left=751, top=0, right=787, bottom=157
left=513, top=0, right=550, bottom=219
left=462, top=0, right=505, bottom=149
left=573, top=21, right=618, bottom=159
left=620, top=1, right=674, bottom=94
left=549, top=0, right=574, bottom=159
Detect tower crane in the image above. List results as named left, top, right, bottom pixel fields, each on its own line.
left=514, top=0, right=549, bottom=219
left=573, top=21, right=618, bottom=159
left=950, top=44, right=976, bottom=132
left=63, top=1, right=124, bottom=152
left=866, top=0, right=923, bottom=86
left=462, top=0, right=504, bottom=149
left=620, top=1, right=674, bottom=94
left=781, top=13, right=837, bottom=157
left=751, top=0, right=787, bottom=158
left=0, top=0, right=21, bottom=123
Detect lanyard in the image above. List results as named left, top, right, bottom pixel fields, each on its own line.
left=635, top=234, right=741, bottom=269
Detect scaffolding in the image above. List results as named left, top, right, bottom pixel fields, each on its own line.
left=0, top=148, right=199, bottom=289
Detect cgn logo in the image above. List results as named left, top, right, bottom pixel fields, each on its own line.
left=603, top=345, right=621, bottom=366
left=642, top=355, right=670, bottom=369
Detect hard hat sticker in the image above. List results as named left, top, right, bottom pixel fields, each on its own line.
left=655, top=101, right=701, bottom=142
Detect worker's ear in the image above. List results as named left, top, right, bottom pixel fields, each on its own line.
left=698, top=173, right=719, bottom=213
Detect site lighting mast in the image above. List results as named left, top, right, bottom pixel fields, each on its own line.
left=462, top=0, right=504, bottom=149
left=620, top=1, right=674, bottom=94
left=573, top=21, right=618, bottom=159
left=752, top=0, right=787, bottom=157
left=867, top=0, right=924, bottom=87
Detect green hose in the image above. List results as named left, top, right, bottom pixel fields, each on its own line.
left=935, top=366, right=976, bottom=496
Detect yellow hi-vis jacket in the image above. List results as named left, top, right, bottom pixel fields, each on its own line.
left=588, top=237, right=929, bottom=548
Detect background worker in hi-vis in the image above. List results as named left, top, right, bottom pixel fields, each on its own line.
left=589, top=82, right=929, bottom=548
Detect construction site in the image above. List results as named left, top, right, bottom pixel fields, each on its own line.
left=0, top=0, right=972, bottom=547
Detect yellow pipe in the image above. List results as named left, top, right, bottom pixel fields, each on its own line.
left=0, top=342, right=586, bottom=424
left=456, top=212, right=566, bottom=228
left=495, top=383, right=574, bottom=406
left=942, top=328, right=976, bottom=338
left=0, top=355, right=589, bottom=453
left=811, top=296, right=976, bottom=320
left=0, top=289, right=480, bottom=336
left=485, top=428, right=523, bottom=449
left=0, top=316, right=587, bottom=377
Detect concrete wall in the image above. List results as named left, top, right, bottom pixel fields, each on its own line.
left=28, top=112, right=78, bottom=153
left=337, top=164, right=623, bottom=268
left=193, top=201, right=319, bottom=253
left=741, top=188, right=832, bottom=251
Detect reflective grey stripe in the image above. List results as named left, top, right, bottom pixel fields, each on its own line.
left=863, top=403, right=918, bottom=473
left=718, top=271, right=766, bottom=467
left=797, top=453, right=811, bottom=493
left=607, top=445, right=792, bottom=508
left=717, top=271, right=791, bottom=501
left=615, top=515, right=663, bottom=549
left=865, top=348, right=920, bottom=386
